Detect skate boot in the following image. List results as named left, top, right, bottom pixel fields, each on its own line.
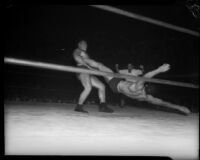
left=74, top=104, right=88, bottom=113
left=99, top=103, right=114, bottom=113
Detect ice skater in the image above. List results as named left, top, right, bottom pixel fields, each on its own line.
left=73, top=40, right=113, bottom=113
left=75, top=51, right=191, bottom=115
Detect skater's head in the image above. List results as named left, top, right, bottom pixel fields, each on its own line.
left=78, top=40, right=87, bottom=51
left=77, top=40, right=89, bottom=59
left=134, top=69, right=143, bottom=76
left=134, top=65, right=144, bottom=75
left=128, top=63, right=143, bottom=76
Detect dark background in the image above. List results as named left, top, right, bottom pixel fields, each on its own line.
left=4, top=3, right=199, bottom=112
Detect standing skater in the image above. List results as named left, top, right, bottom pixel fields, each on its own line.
left=73, top=40, right=113, bottom=113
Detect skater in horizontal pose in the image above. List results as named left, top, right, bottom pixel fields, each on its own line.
left=76, top=51, right=191, bottom=115
left=73, top=40, right=113, bottom=113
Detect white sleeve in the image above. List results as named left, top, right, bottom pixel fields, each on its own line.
left=119, top=69, right=129, bottom=75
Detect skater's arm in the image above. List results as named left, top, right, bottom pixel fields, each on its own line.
left=73, top=49, right=100, bottom=69
left=143, top=63, right=170, bottom=78
left=82, top=57, right=103, bottom=69
left=119, top=69, right=141, bottom=76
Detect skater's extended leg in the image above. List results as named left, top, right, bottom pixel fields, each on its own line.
left=145, top=94, right=191, bottom=115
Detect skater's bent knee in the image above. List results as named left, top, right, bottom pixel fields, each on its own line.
left=83, top=86, right=92, bottom=93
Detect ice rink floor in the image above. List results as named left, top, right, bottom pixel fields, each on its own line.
left=4, top=101, right=199, bottom=160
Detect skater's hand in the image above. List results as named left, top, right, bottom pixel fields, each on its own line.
left=159, top=63, right=170, bottom=72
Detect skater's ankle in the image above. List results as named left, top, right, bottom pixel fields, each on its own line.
left=100, top=102, right=107, bottom=106
left=77, top=104, right=84, bottom=107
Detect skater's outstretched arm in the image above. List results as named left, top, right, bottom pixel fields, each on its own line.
left=82, top=57, right=104, bottom=69
left=144, top=63, right=170, bottom=78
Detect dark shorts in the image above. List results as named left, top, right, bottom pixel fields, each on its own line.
left=108, top=78, right=124, bottom=93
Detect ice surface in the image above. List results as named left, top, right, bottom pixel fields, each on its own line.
left=4, top=102, right=199, bottom=160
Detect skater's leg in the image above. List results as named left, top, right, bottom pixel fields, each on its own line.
left=90, top=76, right=106, bottom=103
left=145, top=94, right=191, bottom=115
left=75, top=74, right=92, bottom=113
left=91, top=76, right=114, bottom=113
left=78, top=74, right=92, bottom=104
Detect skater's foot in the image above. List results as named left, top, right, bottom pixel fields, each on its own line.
left=179, top=107, right=191, bottom=115
left=74, top=104, right=88, bottom=113
left=99, top=103, right=114, bottom=113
